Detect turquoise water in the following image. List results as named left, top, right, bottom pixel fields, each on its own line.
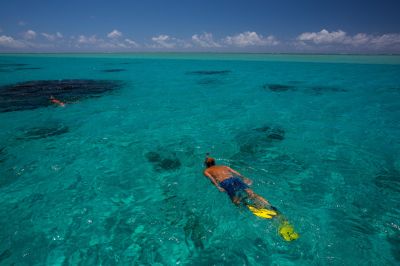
left=0, top=54, right=400, bottom=265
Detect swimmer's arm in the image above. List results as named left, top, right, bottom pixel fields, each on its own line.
left=204, top=171, right=225, bottom=192
left=227, top=167, right=253, bottom=185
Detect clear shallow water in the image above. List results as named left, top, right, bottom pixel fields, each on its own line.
left=0, top=54, right=399, bottom=265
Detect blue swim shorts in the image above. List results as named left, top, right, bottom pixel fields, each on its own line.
left=219, top=176, right=249, bottom=199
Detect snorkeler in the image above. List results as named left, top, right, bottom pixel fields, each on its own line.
left=203, top=155, right=299, bottom=241
left=50, top=96, right=66, bottom=107
left=203, top=155, right=269, bottom=206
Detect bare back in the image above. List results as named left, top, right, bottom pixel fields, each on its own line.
left=203, top=165, right=236, bottom=183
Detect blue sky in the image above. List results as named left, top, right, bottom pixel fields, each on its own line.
left=1, top=0, right=400, bottom=53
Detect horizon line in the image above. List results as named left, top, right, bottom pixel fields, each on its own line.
left=1, top=51, right=400, bottom=56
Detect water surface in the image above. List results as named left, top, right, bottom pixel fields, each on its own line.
left=0, top=54, right=399, bottom=265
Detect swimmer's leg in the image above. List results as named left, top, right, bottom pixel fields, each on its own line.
left=245, top=188, right=270, bottom=207
left=231, top=196, right=241, bottom=206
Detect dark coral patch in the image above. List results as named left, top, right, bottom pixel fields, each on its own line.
left=15, top=67, right=42, bottom=71
left=0, top=63, right=36, bottom=72
left=235, top=125, right=286, bottom=156
left=159, top=158, right=181, bottom=170
left=253, top=126, right=285, bottom=141
left=145, top=151, right=162, bottom=163
left=0, top=147, right=6, bottom=163
left=101, top=69, right=126, bottom=73
left=253, top=126, right=271, bottom=132
left=0, top=79, right=122, bottom=112
left=387, top=233, right=400, bottom=261
left=16, top=125, right=69, bottom=140
left=184, top=211, right=207, bottom=250
left=187, top=70, right=231, bottom=75
left=0, top=249, right=12, bottom=264
left=145, top=151, right=181, bottom=171
left=309, top=86, right=347, bottom=94
left=0, top=63, right=30, bottom=67
left=263, top=84, right=295, bottom=92
left=374, top=169, right=400, bottom=193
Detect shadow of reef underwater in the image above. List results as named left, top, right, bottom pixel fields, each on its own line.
left=0, top=79, right=123, bottom=113
left=0, top=63, right=41, bottom=72
left=145, top=150, right=182, bottom=172
left=0, top=146, right=6, bottom=163
left=231, top=124, right=305, bottom=178
left=233, top=125, right=286, bottom=156
left=262, top=82, right=348, bottom=95
left=263, top=83, right=296, bottom=92
left=100, top=69, right=126, bottom=73
left=15, top=124, right=69, bottom=140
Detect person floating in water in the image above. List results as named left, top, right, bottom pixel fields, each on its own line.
left=203, top=155, right=269, bottom=206
left=50, top=96, right=66, bottom=107
left=203, top=155, right=299, bottom=241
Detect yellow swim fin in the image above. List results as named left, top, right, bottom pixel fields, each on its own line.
left=247, top=205, right=278, bottom=219
left=279, top=221, right=299, bottom=241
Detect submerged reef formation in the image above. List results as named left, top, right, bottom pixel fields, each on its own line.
left=0, top=147, right=6, bottom=163
left=236, top=125, right=286, bottom=155
left=183, top=210, right=214, bottom=251
left=0, top=79, right=122, bottom=112
left=374, top=169, right=400, bottom=193
left=263, top=84, right=295, bottom=92
left=16, top=125, right=69, bottom=140
left=0, top=63, right=29, bottom=67
left=308, top=86, right=348, bottom=94
left=262, top=83, right=347, bottom=94
left=0, top=63, right=38, bottom=73
left=231, top=124, right=305, bottom=175
left=14, top=67, right=42, bottom=71
left=187, top=70, right=231, bottom=86
left=253, top=125, right=285, bottom=140
left=101, top=69, right=126, bottom=73
left=145, top=151, right=181, bottom=171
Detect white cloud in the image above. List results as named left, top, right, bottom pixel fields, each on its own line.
left=151, top=34, right=176, bottom=48
left=23, top=30, right=36, bottom=40
left=18, top=21, right=26, bottom=26
left=74, top=34, right=140, bottom=50
left=0, top=35, right=26, bottom=48
left=77, top=35, right=98, bottom=44
left=369, top=33, right=400, bottom=48
left=107, top=29, right=122, bottom=39
left=224, top=31, right=279, bottom=47
left=191, top=32, right=221, bottom=48
left=296, top=29, right=400, bottom=50
left=125, top=38, right=139, bottom=47
left=41, top=32, right=63, bottom=41
left=98, top=42, right=127, bottom=49
left=297, top=29, right=347, bottom=44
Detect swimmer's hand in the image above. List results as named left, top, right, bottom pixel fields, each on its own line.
left=218, top=187, right=225, bottom=192
left=243, top=177, right=253, bottom=186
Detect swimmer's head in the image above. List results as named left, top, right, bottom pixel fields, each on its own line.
left=204, top=155, right=215, bottom=168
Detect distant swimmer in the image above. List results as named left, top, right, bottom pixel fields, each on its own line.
left=50, top=96, right=66, bottom=107
left=203, top=155, right=269, bottom=207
